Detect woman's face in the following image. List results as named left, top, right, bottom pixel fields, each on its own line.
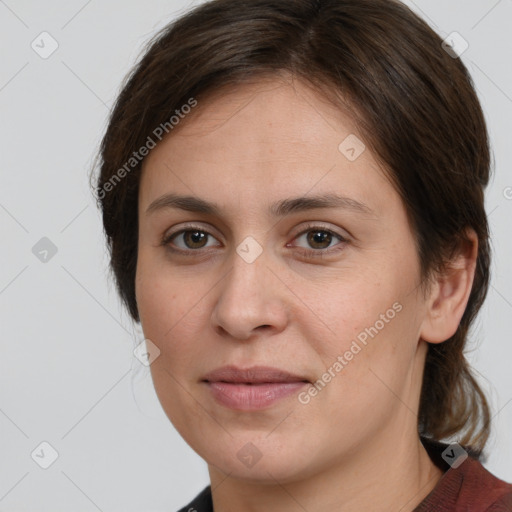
left=136, top=78, right=431, bottom=483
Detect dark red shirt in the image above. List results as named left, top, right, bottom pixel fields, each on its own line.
left=177, top=437, right=512, bottom=511
left=413, top=437, right=512, bottom=511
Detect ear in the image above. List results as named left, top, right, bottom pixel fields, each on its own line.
left=419, top=229, right=478, bottom=344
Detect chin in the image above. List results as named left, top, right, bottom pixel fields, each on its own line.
left=194, top=431, right=320, bottom=484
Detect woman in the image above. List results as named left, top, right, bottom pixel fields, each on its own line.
left=94, top=0, right=512, bottom=510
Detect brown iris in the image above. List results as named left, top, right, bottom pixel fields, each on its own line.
left=306, top=230, right=332, bottom=249
left=183, top=230, right=208, bottom=249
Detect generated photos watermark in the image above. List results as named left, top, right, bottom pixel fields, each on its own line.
left=298, top=301, right=403, bottom=404
left=96, top=97, right=198, bottom=200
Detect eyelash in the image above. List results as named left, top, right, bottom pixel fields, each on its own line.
left=289, top=223, right=347, bottom=258
left=160, top=223, right=348, bottom=259
left=160, top=224, right=348, bottom=258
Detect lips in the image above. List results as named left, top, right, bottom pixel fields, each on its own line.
left=202, top=365, right=310, bottom=410
left=202, top=365, right=310, bottom=384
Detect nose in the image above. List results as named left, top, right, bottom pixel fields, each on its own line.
left=210, top=245, right=289, bottom=341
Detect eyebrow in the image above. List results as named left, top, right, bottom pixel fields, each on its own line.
left=145, top=192, right=374, bottom=217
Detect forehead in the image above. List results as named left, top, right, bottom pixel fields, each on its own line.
left=160, top=77, right=358, bottom=156
left=139, top=76, right=396, bottom=219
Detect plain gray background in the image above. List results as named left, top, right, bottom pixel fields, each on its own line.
left=0, top=1, right=511, bottom=510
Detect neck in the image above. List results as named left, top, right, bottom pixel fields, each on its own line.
left=208, top=428, right=444, bottom=512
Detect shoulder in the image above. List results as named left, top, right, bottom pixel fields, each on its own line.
left=176, top=486, right=213, bottom=512
left=415, top=437, right=512, bottom=512
left=458, top=457, right=512, bottom=511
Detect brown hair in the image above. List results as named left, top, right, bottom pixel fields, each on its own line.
left=94, top=0, right=492, bottom=456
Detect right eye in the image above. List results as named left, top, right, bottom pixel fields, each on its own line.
left=161, top=226, right=222, bottom=253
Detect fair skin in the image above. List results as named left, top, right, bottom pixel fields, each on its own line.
left=135, top=76, right=477, bottom=512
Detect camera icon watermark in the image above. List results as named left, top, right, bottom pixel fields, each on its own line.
left=134, top=338, right=161, bottom=366
left=441, top=442, right=468, bottom=469
left=32, top=237, right=58, bottom=263
left=338, top=134, right=366, bottom=162
left=31, top=441, right=59, bottom=469
left=31, top=32, right=59, bottom=59
left=503, top=187, right=512, bottom=200
left=442, top=32, right=469, bottom=59
left=236, top=442, right=263, bottom=468
left=236, top=236, right=263, bottom=264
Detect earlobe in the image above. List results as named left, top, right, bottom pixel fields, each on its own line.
left=420, top=230, right=478, bottom=344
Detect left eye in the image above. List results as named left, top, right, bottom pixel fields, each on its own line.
left=292, top=228, right=345, bottom=251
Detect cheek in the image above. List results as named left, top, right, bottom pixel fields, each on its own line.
left=135, top=261, right=212, bottom=425
left=135, top=256, right=203, bottom=362
left=297, top=270, right=404, bottom=358
left=298, top=262, right=421, bottom=397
